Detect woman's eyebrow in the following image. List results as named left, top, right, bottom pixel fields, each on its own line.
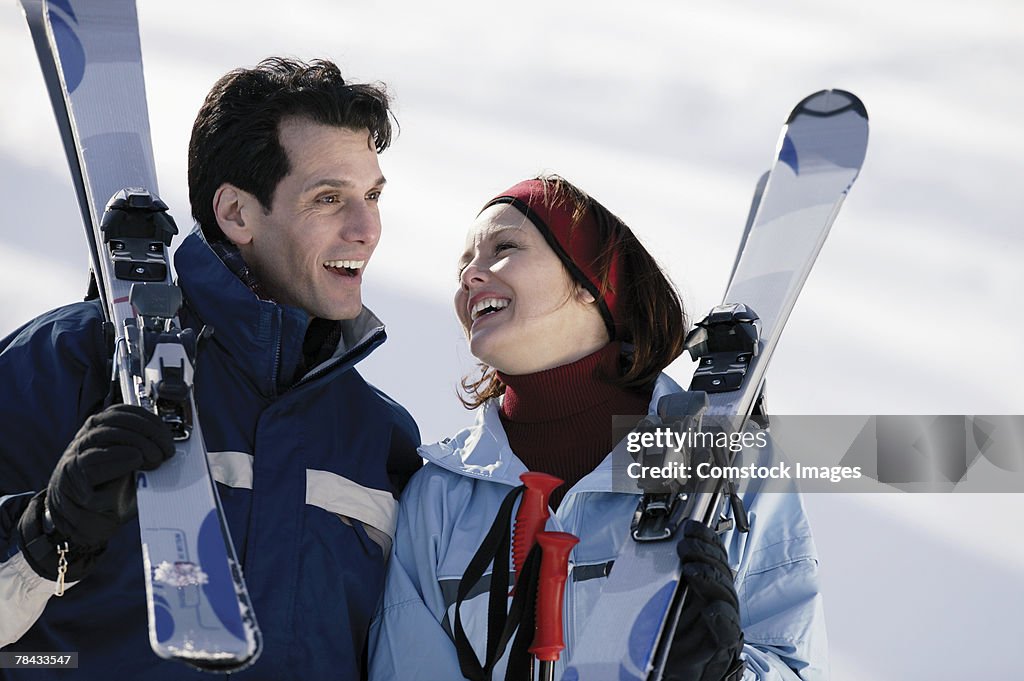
left=459, top=223, right=529, bottom=266
left=479, top=223, right=526, bottom=240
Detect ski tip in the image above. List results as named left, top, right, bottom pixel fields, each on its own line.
left=787, top=89, right=868, bottom=123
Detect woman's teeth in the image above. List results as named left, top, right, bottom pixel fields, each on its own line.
left=471, top=298, right=510, bottom=320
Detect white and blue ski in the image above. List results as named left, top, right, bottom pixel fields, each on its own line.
left=19, top=0, right=261, bottom=671
left=565, top=89, right=869, bottom=681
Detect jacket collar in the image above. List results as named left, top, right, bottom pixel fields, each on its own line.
left=420, top=373, right=684, bottom=494
left=174, top=228, right=386, bottom=396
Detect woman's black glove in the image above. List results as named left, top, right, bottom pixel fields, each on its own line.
left=18, top=404, right=175, bottom=581
left=665, top=519, right=746, bottom=681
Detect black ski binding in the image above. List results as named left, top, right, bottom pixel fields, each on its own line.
left=685, top=303, right=760, bottom=393
left=631, top=391, right=708, bottom=542
left=102, top=188, right=195, bottom=441
left=100, top=187, right=178, bottom=282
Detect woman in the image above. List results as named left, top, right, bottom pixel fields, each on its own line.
left=370, top=176, right=826, bottom=680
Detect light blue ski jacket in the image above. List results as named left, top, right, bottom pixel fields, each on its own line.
left=370, top=375, right=828, bottom=680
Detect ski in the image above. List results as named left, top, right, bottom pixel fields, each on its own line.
left=19, top=0, right=261, bottom=671
left=565, top=89, right=869, bottom=680
left=728, top=170, right=770, bottom=292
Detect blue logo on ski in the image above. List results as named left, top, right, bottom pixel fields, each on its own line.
left=153, top=593, right=174, bottom=643
left=779, top=134, right=798, bottom=174
left=199, top=510, right=247, bottom=641
left=46, top=1, right=86, bottom=93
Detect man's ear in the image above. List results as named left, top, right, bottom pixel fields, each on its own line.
left=213, top=183, right=253, bottom=246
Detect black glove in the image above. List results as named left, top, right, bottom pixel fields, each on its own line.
left=665, top=519, right=745, bottom=681
left=17, top=404, right=175, bottom=581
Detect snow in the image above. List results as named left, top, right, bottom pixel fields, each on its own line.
left=1, top=0, right=1022, bottom=677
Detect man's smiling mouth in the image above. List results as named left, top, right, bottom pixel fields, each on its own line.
left=324, top=259, right=364, bottom=277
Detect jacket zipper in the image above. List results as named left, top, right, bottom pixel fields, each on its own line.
left=563, top=493, right=584, bottom=663
left=270, top=307, right=283, bottom=393
left=291, top=328, right=385, bottom=390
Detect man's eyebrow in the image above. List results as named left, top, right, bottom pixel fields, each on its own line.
left=304, top=176, right=387, bottom=192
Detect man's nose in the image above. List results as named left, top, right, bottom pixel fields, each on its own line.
left=341, top=203, right=381, bottom=246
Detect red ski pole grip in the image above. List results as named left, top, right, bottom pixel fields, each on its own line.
left=512, top=472, right=562, bottom=588
left=529, top=531, right=579, bottom=662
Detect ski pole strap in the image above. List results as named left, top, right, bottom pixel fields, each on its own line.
left=723, top=656, right=747, bottom=681
left=504, top=546, right=542, bottom=681
left=453, top=484, right=523, bottom=681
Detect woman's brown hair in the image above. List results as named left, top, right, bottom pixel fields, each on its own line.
left=459, top=175, right=688, bottom=408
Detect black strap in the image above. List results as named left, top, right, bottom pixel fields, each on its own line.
left=503, top=545, right=542, bottom=681
left=17, top=492, right=102, bottom=582
left=454, top=484, right=524, bottom=681
left=724, top=656, right=747, bottom=681
left=453, top=483, right=564, bottom=681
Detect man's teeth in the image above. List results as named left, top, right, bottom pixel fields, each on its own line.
left=471, top=298, right=510, bottom=320
left=324, top=259, right=365, bottom=270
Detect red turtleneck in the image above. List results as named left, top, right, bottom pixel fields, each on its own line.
left=497, top=342, right=652, bottom=509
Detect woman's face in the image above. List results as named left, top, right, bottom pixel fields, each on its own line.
left=455, top=204, right=609, bottom=375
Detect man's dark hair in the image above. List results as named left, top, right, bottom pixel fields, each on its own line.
left=188, top=57, right=395, bottom=242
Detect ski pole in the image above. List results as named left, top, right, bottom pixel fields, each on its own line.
left=530, top=531, right=579, bottom=681
left=512, top=472, right=562, bottom=593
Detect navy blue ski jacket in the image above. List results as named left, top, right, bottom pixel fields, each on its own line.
left=0, top=230, right=421, bottom=680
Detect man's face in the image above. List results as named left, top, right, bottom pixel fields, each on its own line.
left=237, top=118, right=385, bottom=320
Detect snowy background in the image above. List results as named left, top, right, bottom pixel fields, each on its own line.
left=1, top=0, right=1022, bottom=677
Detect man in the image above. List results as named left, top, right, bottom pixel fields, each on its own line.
left=0, top=57, right=421, bottom=679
